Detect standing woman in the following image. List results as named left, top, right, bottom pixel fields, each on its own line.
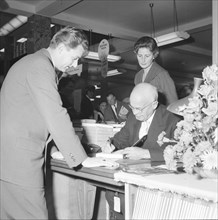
left=134, top=36, right=178, bottom=106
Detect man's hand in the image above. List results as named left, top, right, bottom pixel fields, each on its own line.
left=51, top=151, right=64, bottom=160
left=82, top=157, right=119, bottom=168
left=101, top=140, right=116, bottom=153
left=121, top=147, right=150, bottom=160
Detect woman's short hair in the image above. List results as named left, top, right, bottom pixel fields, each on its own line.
left=134, top=36, right=159, bottom=58
left=49, top=26, right=89, bottom=55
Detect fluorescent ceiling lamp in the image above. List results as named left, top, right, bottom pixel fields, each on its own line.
left=95, top=95, right=101, bottom=98
left=155, top=31, right=190, bottom=47
left=0, top=15, right=27, bottom=36
left=84, top=51, right=121, bottom=62
left=107, top=69, right=123, bottom=77
left=0, top=48, right=5, bottom=52
left=17, top=37, right=27, bottom=43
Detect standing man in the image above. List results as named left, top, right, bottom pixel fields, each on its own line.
left=0, top=26, right=117, bottom=219
left=80, top=85, right=96, bottom=119
left=102, top=83, right=180, bottom=219
left=104, top=92, right=131, bottom=123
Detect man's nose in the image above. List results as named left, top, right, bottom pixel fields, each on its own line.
left=142, top=55, right=147, bottom=62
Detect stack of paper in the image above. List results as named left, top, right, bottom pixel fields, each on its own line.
left=82, top=123, right=118, bottom=147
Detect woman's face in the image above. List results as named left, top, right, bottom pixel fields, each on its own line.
left=136, top=47, right=154, bottom=70
left=100, top=102, right=107, bottom=112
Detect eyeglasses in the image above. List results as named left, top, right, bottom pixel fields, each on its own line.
left=129, top=101, right=154, bottom=113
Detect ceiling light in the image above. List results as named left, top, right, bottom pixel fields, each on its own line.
left=84, top=51, right=121, bottom=62
left=0, top=15, right=27, bottom=36
left=17, top=37, right=27, bottom=43
left=107, top=69, right=123, bottom=77
left=50, top=24, right=55, bottom=28
left=155, top=31, right=190, bottom=47
left=0, top=48, right=5, bottom=52
left=149, top=1, right=190, bottom=47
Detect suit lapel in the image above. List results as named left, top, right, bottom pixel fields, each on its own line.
left=145, top=62, right=159, bottom=83
left=133, top=120, right=142, bottom=143
left=147, top=106, right=165, bottom=142
left=110, top=105, right=119, bottom=122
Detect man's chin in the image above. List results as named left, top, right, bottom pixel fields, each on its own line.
left=136, top=116, right=144, bottom=121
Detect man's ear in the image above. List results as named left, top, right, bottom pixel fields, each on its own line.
left=57, top=43, right=65, bottom=54
left=152, top=100, right=158, bottom=110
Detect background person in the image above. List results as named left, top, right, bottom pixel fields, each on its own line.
left=80, top=85, right=96, bottom=119
left=94, top=100, right=107, bottom=123
left=0, top=26, right=117, bottom=220
left=104, top=92, right=131, bottom=123
left=134, top=36, right=178, bottom=106
left=102, top=83, right=181, bottom=219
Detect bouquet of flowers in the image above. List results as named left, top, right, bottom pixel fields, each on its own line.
left=158, top=64, right=218, bottom=175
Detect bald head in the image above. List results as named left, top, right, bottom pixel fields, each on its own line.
left=130, top=83, right=158, bottom=121
left=130, top=83, right=158, bottom=105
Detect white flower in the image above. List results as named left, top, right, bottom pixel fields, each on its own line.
left=162, top=64, right=218, bottom=173
left=194, top=141, right=213, bottom=155
left=200, top=150, right=218, bottom=170
left=163, top=146, right=177, bottom=170
left=202, top=101, right=218, bottom=116
left=157, top=131, right=166, bottom=146
left=183, top=148, right=198, bottom=174
left=214, top=127, right=218, bottom=145
left=202, top=65, right=218, bottom=83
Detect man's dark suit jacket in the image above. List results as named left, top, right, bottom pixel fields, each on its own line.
left=112, top=104, right=180, bottom=162
left=80, top=95, right=94, bottom=119
left=104, top=100, right=131, bottom=123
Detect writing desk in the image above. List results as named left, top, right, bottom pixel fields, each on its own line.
left=48, top=158, right=125, bottom=219
left=50, top=158, right=124, bottom=192
left=48, top=158, right=151, bottom=219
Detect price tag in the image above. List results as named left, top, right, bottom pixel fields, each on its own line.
left=98, top=39, right=109, bottom=62
left=114, top=193, right=121, bottom=213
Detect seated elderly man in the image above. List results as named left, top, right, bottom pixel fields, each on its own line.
left=102, top=83, right=180, bottom=220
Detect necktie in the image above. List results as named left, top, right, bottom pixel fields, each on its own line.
left=113, top=105, right=118, bottom=117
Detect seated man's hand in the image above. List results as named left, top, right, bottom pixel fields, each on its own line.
left=101, top=140, right=116, bottom=153
left=121, top=147, right=150, bottom=160
left=82, top=157, right=119, bottom=168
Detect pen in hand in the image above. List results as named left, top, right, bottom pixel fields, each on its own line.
left=131, top=135, right=147, bottom=148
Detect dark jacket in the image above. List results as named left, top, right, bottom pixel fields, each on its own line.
left=112, top=104, right=180, bottom=162
left=134, top=62, right=178, bottom=105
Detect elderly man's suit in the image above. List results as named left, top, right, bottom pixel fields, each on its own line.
left=112, top=104, right=180, bottom=162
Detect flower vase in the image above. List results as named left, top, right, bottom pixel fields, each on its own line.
left=167, top=77, right=203, bottom=115
left=193, top=167, right=218, bottom=179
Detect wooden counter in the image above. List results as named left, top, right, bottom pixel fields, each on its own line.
left=50, top=158, right=124, bottom=192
